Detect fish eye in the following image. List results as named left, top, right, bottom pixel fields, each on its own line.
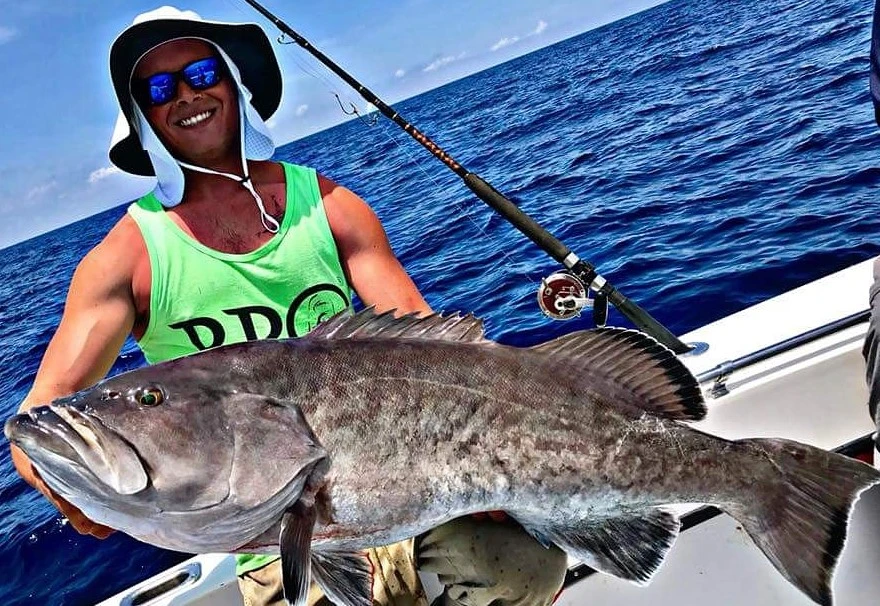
left=136, top=387, right=165, bottom=407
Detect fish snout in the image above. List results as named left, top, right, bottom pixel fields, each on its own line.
left=5, top=405, right=73, bottom=451
left=4, top=410, right=34, bottom=444
left=8, top=403, right=149, bottom=496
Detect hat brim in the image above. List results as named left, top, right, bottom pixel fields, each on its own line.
left=109, top=18, right=282, bottom=176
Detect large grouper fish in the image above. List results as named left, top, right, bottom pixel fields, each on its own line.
left=6, top=309, right=880, bottom=606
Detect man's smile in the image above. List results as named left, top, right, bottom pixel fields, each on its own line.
left=175, top=108, right=216, bottom=128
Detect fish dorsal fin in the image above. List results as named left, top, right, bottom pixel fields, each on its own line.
left=308, top=308, right=486, bottom=343
left=531, top=327, right=706, bottom=421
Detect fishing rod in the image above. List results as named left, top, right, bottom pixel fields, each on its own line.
left=241, top=0, right=693, bottom=354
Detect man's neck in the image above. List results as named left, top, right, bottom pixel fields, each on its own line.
left=180, top=152, right=246, bottom=177
left=179, top=159, right=272, bottom=205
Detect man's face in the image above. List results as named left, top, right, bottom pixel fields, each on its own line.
left=133, top=39, right=239, bottom=166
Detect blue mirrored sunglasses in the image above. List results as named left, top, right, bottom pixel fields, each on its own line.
left=134, top=57, right=224, bottom=107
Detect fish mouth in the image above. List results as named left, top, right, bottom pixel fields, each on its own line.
left=5, top=405, right=149, bottom=496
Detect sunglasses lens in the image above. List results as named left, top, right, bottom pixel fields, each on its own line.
left=146, top=73, right=176, bottom=105
left=183, top=58, right=222, bottom=90
left=136, top=57, right=223, bottom=107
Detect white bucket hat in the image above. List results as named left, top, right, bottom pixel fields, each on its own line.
left=108, top=7, right=283, bottom=229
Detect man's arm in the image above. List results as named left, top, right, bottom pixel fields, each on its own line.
left=864, top=257, right=880, bottom=437
left=320, top=175, right=432, bottom=316
left=11, top=220, right=140, bottom=538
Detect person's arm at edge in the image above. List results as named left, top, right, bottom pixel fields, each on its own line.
left=320, top=174, right=432, bottom=317
left=10, top=220, right=140, bottom=538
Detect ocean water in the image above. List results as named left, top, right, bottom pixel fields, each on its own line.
left=2, top=0, right=880, bottom=603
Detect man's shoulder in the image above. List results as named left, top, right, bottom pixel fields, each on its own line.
left=254, top=159, right=299, bottom=186
left=77, top=214, right=146, bottom=280
left=105, top=212, right=145, bottom=248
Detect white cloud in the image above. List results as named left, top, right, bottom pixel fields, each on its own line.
left=88, top=166, right=122, bottom=184
left=487, top=21, right=547, bottom=54
left=423, top=52, right=466, bottom=73
left=423, top=56, right=455, bottom=73
left=0, top=26, right=16, bottom=45
left=395, top=68, right=406, bottom=79
left=27, top=180, right=57, bottom=200
left=490, top=36, right=520, bottom=52
left=295, top=104, right=309, bottom=117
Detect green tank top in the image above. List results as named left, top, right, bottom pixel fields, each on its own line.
left=128, top=161, right=351, bottom=575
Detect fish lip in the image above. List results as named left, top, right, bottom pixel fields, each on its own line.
left=5, top=406, right=85, bottom=463
left=6, top=404, right=149, bottom=495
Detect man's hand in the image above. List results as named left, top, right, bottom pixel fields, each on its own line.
left=54, top=494, right=115, bottom=539
left=11, top=443, right=115, bottom=538
left=471, top=511, right=509, bottom=522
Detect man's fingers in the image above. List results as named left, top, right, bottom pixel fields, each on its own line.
left=470, top=511, right=509, bottom=522
left=88, top=524, right=115, bottom=539
left=17, top=444, right=115, bottom=539
left=55, top=496, right=84, bottom=519
left=54, top=496, right=115, bottom=538
left=487, top=511, right=508, bottom=523
left=66, top=514, right=115, bottom=538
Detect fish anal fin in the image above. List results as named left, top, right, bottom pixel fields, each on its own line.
left=311, top=550, right=374, bottom=606
left=531, top=328, right=706, bottom=421
left=521, top=509, right=680, bottom=585
left=280, top=501, right=317, bottom=606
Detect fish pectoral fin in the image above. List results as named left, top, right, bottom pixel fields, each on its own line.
left=280, top=501, right=318, bottom=606
left=522, top=509, right=680, bottom=585
left=311, top=550, right=373, bottom=606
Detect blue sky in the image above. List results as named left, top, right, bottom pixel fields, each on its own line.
left=0, top=0, right=665, bottom=248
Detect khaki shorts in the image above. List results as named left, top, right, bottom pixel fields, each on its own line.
left=238, top=517, right=567, bottom=606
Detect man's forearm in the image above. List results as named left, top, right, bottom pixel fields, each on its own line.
left=865, top=257, right=880, bottom=426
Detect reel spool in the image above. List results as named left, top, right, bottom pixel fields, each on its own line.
left=537, top=271, right=591, bottom=320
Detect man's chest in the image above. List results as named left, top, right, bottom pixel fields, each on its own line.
left=180, top=183, right=288, bottom=254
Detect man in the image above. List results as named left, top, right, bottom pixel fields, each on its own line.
left=865, top=0, right=880, bottom=468
left=862, top=257, right=880, bottom=467
left=9, top=7, right=567, bottom=606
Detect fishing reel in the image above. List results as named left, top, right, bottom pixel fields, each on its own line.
left=537, top=270, right=608, bottom=326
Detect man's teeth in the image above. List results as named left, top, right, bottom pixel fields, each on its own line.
left=178, top=110, right=213, bottom=127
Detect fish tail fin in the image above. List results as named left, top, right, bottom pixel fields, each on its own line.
left=724, top=438, right=880, bottom=606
